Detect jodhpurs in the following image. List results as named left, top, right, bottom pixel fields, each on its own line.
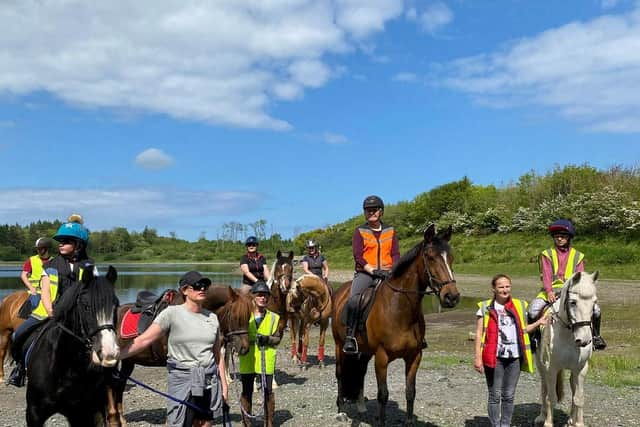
left=484, top=357, right=521, bottom=427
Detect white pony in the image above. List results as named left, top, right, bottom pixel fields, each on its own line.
left=535, top=270, right=599, bottom=427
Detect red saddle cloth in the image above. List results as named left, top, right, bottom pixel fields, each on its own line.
left=121, top=309, right=142, bottom=339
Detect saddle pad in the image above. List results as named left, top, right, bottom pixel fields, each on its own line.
left=121, top=309, right=142, bottom=339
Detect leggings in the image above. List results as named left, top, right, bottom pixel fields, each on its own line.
left=240, top=373, right=273, bottom=402
left=484, top=357, right=521, bottom=427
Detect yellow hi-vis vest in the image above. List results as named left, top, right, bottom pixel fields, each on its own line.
left=536, top=247, right=584, bottom=300
left=27, top=255, right=47, bottom=292
left=478, top=298, right=534, bottom=373
left=31, top=265, right=85, bottom=320
left=239, top=310, right=280, bottom=375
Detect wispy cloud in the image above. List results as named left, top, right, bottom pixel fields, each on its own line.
left=601, top=0, right=621, bottom=9
left=437, top=7, right=640, bottom=133
left=0, top=1, right=404, bottom=130
left=392, top=72, right=419, bottom=83
left=135, top=148, right=174, bottom=171
left=0, top=188, right=265, bottom=233
left=408, top=2, right=453, bottom=34
left=322, top=132, right=349, bottom=144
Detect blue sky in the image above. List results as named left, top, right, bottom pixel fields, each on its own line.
left=1, top=0, right=639, bottom=241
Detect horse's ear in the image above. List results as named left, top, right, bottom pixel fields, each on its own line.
left=440, top=225, right=453, bottom=242
left=572, top=271, right=581, bottom=283
left=276, top=250, right=282, bottom=258
left=424, top=224, right=436, bottom=243
left=106, top=265, right=118, bottom=284
left=287, top=250, right=294, bottom=260
left=592, top=270, right=599, bottom=283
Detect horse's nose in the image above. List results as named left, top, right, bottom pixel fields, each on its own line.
left=444, top=292, right=460, bottom=308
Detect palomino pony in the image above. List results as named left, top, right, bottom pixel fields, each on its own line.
left=535, top=271, right=599, bottom=427
left=108, top=285, right=253, bottom=426
left=288, top=274, right=333, bottom=367
left=0, top=290, right=29, bottom=382
left=26, top=265, right=120, bottom=427
left=332, top=224, right=460, bottom=426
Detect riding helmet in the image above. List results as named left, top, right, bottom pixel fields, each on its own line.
left=35, top=237, right=54, bottom=249
left=245, top=236, right=259, bottom=246
left=251, top=280, right=271, bottom=295
left=362, top=195, right=384, bottom=211
left=306, top=239, right=318, bottom=248
left=53, top=214, right=89, bottom=243
left=548, top=219, right=575, bottom=238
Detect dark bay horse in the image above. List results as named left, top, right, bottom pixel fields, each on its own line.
left=288, top=274, right=333, bottom=368
left=108, top=285, right=253, bottom=426
left=26, top=265, right=120, bottom=427
left=332, top=224, right=461, bottom=426
left=267, top=250, right=294, bottom=338
left=0, top=290, right=29, bottom=382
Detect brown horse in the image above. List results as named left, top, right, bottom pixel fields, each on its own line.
left=267, top=250, right=294, bottom=337
left=332, top=224, right=461, bottom=426
left=107, top=285, right=253, bottom=426
left=288, top=274, right=333, bottom=368
left=0, top=290, right=28, bottom=382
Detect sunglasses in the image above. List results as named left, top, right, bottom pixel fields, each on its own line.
left=254, top=293, right=269, bottom=298
left=58, top=238, right=76, bottom=245
left=246, top=244, right=258, bottom=247
left=190, top=282, right=210, bottom=291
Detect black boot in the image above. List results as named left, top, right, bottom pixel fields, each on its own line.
left=592, top=313, right=607, bottom=350
left=528, top=315, right=540, bottom=354
left=6, top=362, right=25, bottom=387
left=343, top=299, right=359, bottom=354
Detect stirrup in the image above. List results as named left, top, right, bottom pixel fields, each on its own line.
left=343, top=336, right=358, bottom=354
left=593, top=336, right=607, bottom=351
left=6, top=364, right=26, bottom=388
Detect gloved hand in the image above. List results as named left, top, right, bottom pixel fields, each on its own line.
left=256, top=334, right=270, bottom=347
left=372, top=269, right=390, bottom=280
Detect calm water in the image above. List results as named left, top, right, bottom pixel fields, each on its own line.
left=0, top=263, right=242, bottom=303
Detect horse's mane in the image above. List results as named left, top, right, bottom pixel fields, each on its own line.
left=225, top=290, right=253, bottom=328
left=391, top=237, right=451, bottom=279
left=53, top=274, right=117, bottom=326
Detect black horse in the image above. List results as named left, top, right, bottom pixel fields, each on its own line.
left=25, top=266, right=120, bottom=427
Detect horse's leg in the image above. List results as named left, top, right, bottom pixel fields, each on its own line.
left=0, top=329, right=11, bottom=382
left=301, top=320, right=310, bottom=367
left=542, top=369, right=559, bottom=427
left=290, top=316, right=299, bottom=364
left=403, top=351, right=422, bottom=427
left=334, top=345, right=348, bottom=419
left=374, top=349, right=390, bottom=426
left=25, top=401, right=49, bottom=427
left=569, top=362, right=589, bottom=427
left=113, top=361, right=135, bottom=427
left=317, top=318, right=328, bottom=368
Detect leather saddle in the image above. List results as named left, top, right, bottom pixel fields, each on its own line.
left=340, top=279, right=382, bottom=341
left=121, top=289, right=176, bottom=338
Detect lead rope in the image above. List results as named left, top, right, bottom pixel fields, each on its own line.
left=228, top=346, right=263, bottom=421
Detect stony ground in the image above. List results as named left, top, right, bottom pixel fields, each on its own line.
left=1, top=272, right=639, bottom=426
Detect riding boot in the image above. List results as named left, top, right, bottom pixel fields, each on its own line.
left=343, top=298, right=359, bottom=354
left=265, top=393, right=275, bottom=427
left=592, top=313, right=607, bottom=350
left=6, top=362, right=26, bottom=387
left=528, top=315, right=540, bottom=354
left=240, top=395, right=252, bottom=427
left=421, top=335, right=428, bottom=350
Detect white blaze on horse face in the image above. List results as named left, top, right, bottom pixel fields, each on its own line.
left=440, top=251, right=455, bottom=281
left=95, top=310, right=119, bottom=367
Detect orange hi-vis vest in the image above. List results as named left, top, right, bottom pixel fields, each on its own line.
left=357, top=224, right=396, bottom=270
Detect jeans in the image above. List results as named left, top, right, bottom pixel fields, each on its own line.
left=484, top=357, right=521, bottom=427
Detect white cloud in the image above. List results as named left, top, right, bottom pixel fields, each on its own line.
left=322, top=132, right=349, bottom=144
left=392, top=72, right=419, bottom=83
left=419, top=2, right=453, bottom=34
left=135, top=148, right=174, bottom=170
left=0, top=188, right=265, bottom=232
left=0, top=1, right=404, bottom=130
left=601, top=0, right=620, bottom=9
left=438, top=8, right=640, bottom=133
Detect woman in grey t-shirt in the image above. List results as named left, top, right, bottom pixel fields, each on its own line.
left=120, top=271, right=228, bottom=427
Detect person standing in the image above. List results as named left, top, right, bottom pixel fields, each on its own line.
left=301, top=239, right=329, bottom=283
left=343, top=195, right=400, bottom=354
left=19, top=237, right=53, bottom=311
left=119, top=271, right=228, bottom=427
left=528, top=219, right=606, bottom=350
left=238, top=281, right=281, bottom=427
left=475, top=274, right=547, bottom=427
left=239, top=236, right=271, bottom=294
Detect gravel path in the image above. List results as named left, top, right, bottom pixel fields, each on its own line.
left=1, top=272, right=638, bottom=426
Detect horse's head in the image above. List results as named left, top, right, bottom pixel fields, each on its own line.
left=420, top=224, right=460, bottom=308
left=57, top=265, right=120, bottom=367
left=218, top=286, right=251, bottom=355
left=273, top=250, right=294, bottom=295
left=287, top=276, right=306, bottom=312
left=558, top=271, right=599, bottom=348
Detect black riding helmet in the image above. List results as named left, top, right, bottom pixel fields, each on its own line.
left=363, top=195, right=384, bottom=211
left=251, top=280, right=271, bottom=295
left=548, top=219, right=575, bottom=238
left=245, top=236, right=259, bottom=246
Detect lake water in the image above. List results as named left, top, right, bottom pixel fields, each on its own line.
left=0, top=263, right=474, bottom=313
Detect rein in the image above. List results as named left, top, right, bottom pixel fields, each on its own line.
left=56, top=321, right=116, bottom=350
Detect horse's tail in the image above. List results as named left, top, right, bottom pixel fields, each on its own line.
left=556, top=371, right=564, bottom=402
left=341, top=354, right=369, bottom=400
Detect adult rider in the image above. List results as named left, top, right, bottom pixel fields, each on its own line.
left=343, top=195, right=399, bottom=354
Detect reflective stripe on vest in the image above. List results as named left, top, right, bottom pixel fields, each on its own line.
left=28, top=255, right=46, bottom=291
left=478, top=298, right=534, bottom=374
left=358, top=225, right=395, bottom=270
left=239, top=310, right=280, bottom=375
left=31, top=266, right=84, bottom=320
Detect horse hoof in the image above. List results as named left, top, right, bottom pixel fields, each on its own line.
left=335, top=412, right=348, bottom=422
left=318, top=361, right=324, bottom=369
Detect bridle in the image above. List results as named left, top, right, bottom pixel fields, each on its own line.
left=218, top=302, right=249, bottom=346
left=55, top=294, right=117, bottom=351
left=552, top=286, right=592, bottom=332
left=274, top=262, right=293, bottom=294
